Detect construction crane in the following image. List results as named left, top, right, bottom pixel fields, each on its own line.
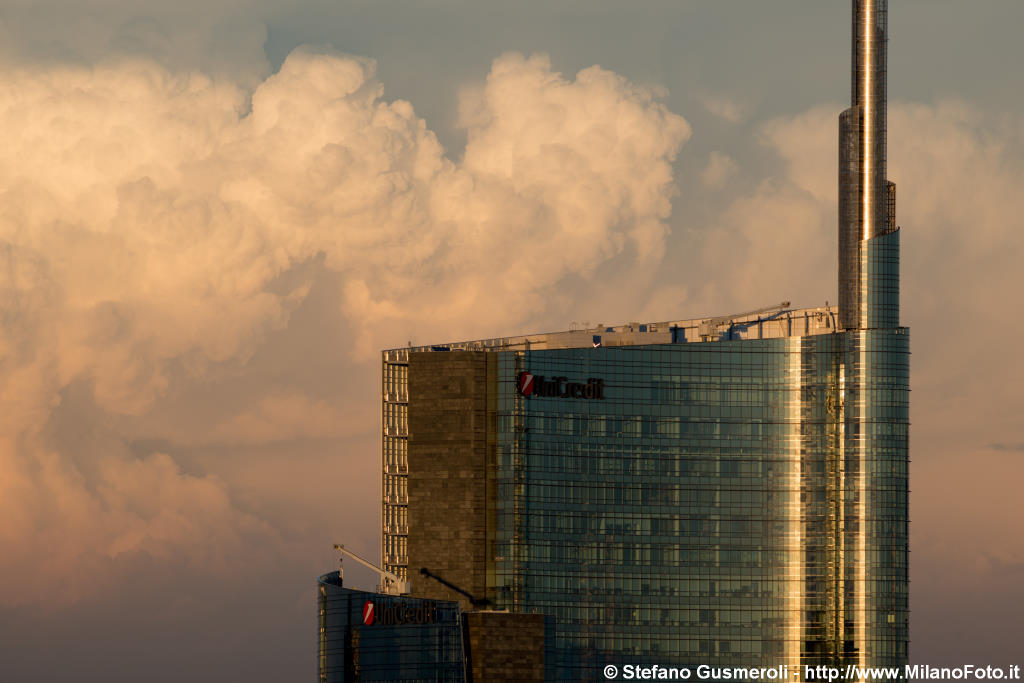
left=698, top=300, right=791, bottom=341
left=419, top=567, right=492, bottom=608
left=333, top=543, right=409, bottom=596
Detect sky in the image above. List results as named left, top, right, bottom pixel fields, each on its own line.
left=1, top=0, right=1022, bottom=680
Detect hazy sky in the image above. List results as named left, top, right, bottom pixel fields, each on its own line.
left=1, top=1, right=1022, bottom=680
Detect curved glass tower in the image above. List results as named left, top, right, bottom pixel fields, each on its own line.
left=378, top=1, right=909, bottom=679
left=317, top=572, right=465, bottom=682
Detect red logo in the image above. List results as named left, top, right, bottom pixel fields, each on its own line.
left=362, top=601, right=375, bottom=625
left=517, top=372, right=535, bottom=397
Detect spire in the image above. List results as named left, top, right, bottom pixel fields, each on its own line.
left=839, top=0, right=899, bottom=330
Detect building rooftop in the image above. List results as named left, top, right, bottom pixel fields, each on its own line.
left=384, top=303, right=842, bottom=358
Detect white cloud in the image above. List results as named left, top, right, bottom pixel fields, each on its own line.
left=0, top=47, right=690, bottom=605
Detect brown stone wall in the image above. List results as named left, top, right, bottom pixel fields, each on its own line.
left=407, top=351, right=493, bottom=609
left=463, top=612, right=546, bottom=682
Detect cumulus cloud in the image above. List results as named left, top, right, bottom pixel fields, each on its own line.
left=700, top=151, right=739, bottom=189
left=204, top=394, right=364, bottom=445
left=0, top=47, right=689, bottom=605
left=693, top=106, right=837, bottom=311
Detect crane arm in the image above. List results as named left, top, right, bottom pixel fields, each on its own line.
left=698, top=300, right=791, bottom=340
left=419, top=567, right=492, bottom=608
left=333, top=543, right=409, bottom=595
left=706, top=300, right=791, bottom=325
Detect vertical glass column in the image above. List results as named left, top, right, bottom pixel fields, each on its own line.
left=843, top=330, right=909, bottom=671
left=785, top=337, right=805, bottom=675
left=381, top=350, right=410, bottom=582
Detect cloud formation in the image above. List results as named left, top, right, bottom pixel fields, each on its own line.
left=700, top=151, right=738, bottom=189
left=0, top=47, right=689, bottom=605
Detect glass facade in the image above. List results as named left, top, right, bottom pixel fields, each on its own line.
left=383, top=326, right=908, bottom=681
left=862, top=229, right=900, bottom=329
left=317, top=573, right=464, bottom=682
left=483, top=331, right=908, bottom=678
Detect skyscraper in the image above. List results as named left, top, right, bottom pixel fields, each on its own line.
left=377, top=1, right=907, bottom=678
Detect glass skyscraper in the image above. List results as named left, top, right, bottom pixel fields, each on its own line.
left=379, top=1, right=908, bottom=679
left=317, top=572, right=465, bottom=682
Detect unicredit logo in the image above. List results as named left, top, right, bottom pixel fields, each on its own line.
left=516, top=372, right=605, bottom=400
left=361, top=600, right=438, bottom=626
